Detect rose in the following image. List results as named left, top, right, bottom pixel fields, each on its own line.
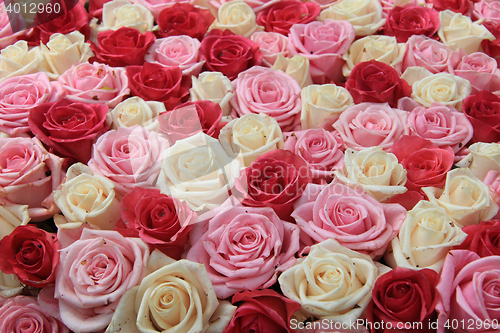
left=366, top=267, right=440, bottom=333
left=256, top=0, right=320, bottom=35
left=458, top=143, right=500, bottom=181
left=271, top=54, right=313, bottom=88
left=0, top=271, right=23, bottom=298
left=144, top=35, right=204, bottom=77
left=345, top=60, right=412, bottom=108
left=0, top=72, right=64, bottom=136
left=283, top=129, right=344, bottom=183
left=407, top=103, right=473, bottom=154
left=332, top=103, right=408, bottom=152
left=455, top=220, right=500, bottom=257
left=200, top=29, right=263, bottom=80
left=385, top=6, right=440, bottom=43
left=233, top=149, right=313, bottom=221
left=484, top=170, right=500, bottom=207
left=385, top=200, right=467, bottom=272
left=186, top=205, right=299, bottom=299
left=0, top=41, right=47, bottom=82
left=0, top=296, right=69, bottom=333
left=342, top=35, right=406, bottom=77
left=28, top=98, right=109, bottom=164
left=429, top=0, right=471, bottom=15
left=318, top=0, right=386, bottom=36
left=219, top=113, right=284, bottom=167
left=391, top=135, right=455, bottom=192
left=57, top=62, right=129, bottom=108
left=110, top=96, right=165, bottom=131
left=230, top=66, right=302, bottom=132
left=209, top=0, right=281, bottom=14
left=0, top=2, right=24, bottom=50
left=156, top=3, right=215, bottom=40
left=0, top=203, right=29, bottom=240
left=379, top=0, right=426, bottom=15
left=250, top=31, right=289, bottom=67
left=190, top=71, right=234, bottom=116
left=462, top=90, right=500, bottom=143
left=300, top=84, right=354, bottom=130
left=92, top=0, right=154, bottom=33
left=54, top=229, right=149, bottom=333
left=53, top=163, right=121, bottom=230
left=88, top=0, right=109, bottom=19
left=474, top=0, right=500, bottom=25
left=453, top=52, right=500, bottom=94
left=209, top=1, right=261, bottom=37
left=0, top=225, right=59, bottom=288
left=88, top=126, right=169, bottom=196
left=126, top=63, right=191, bottom=110
left=279, top=239, right=379, bottom=322
left=422, top=168, right=499, bottom=227
left=438, top=10, right=495, bottom=54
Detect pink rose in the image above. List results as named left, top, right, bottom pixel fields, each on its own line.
left=87, top=126, right=169, bottom=196
left=292, top=181, right=406, bottom=259
left=57, top=62, right=129, bottom=108
left=0, top=72, right=64, bottom=136
left=283, top=128, right=344, bottom=184
left=230, top=66, right=301, bottom=132
left=54, top=229, right=149, bottom=333
left=484, top=170, right=500, bottom=216
left=407, top=103, right=473, bottom=154
left=473, top=0, right=500, bottom=25
left=452, top=52, right=500, bottom=94
left=0, top=137, right=64, bottom=221
left=0, top=3, right=25, bottom=49
left=250, top=31, right=290, bottom=67
left=144, top=35, right=204, bottom=77
left=288, top=20, right=355, bottom=84
left=332, top=103, right=408, bottom=152
left=186, top=206, right=299, bottom=299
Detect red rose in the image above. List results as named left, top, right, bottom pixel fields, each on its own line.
left=0, top=225, right=59, bottom=288
left=88, top=0, right=111, bottom=19
left=234, top=149, right=313, bottom=222
left=454, top=220, right=500, bottom=257
left=482, top=21, right=500, bottom=68
left=428, top=0, right=471, bottom=15
left=345, top=60, right=412, bottom=107
left=157, top=3, right=215, bottom=41
left=391, top=135, right=454, bottom=192
left=200, top=29, right=263, bottom=80
left=384, top=6, right=440, bottom=43
left=256, top=0, right=321, bottom=35
left=126, top=63, right=191, bottom=110
left=114, top=187, right=196, bottom=259
left=223, top=289, right=302, bottom=333
left=366, top=267, right=440, bottom=333
left=462, top=90, right=500, bottom=143
left=28, top=98, right=109, bottom=163
left=89, top=27, right=156, bottom=67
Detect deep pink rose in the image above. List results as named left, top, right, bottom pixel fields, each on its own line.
left=130, top=0, right=194, bottom=18
left=462, top=90, right=500, bottom=144
left=156, top=3, right=215, bottom=40
left=379, top=0, right=427, bottom=14
left=482, top=21, right=500, bottom=68
left=250, top=31, right=290, bottom=67
left=453, top=52, right=500, bottom=94
left=429, top=0, right=471, bottom=15
left=256, top=0, right=321, bottom=35
left=384, top=6, right=440, bottom=43
left=455, top=220, right=500, bottom=257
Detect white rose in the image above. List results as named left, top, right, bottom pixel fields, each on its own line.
left=219, top=113, right=283, bottom=167
left=0, top=40, right=46, bottom=82
left=53, top=163, right=121, bottom=230
left=422, top=168, right=499, bottom=227
left=190, top=71, right=234, bottom=116
left=0, top=203, right=30, bottom=240
left=278, top=239, right=378, bottom=323
left=456, top=142, right=500, bottom=181
left=209, top=0, right=262, bottom=37
left=106, top=250, right=236, bottom=333
left=319, top=0, right=386, bottom=36
left=272, top=54, right=313, bottom=88
left=110, top=96, right=165, bottom=131
left=385, top=200, right=467, bottom=273
left=92, top=0, right=154, bottom=35
left=334, top=147, right=407, bottom=202
left=0, top=272, right=23, bottom=298
left=342, top=35, right=406, bottom=77
left=438, top=9, right=495, bottom=54
left=40, top=31, right=94, bottom=80
left=300, top=83, right=354, bottom=129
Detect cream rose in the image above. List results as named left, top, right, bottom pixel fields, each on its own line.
left=319, top=0, right=386, bottom=36
left=301, top=84, right=354, bottom=130
left=190, top=71, right=234, bottom=116
left=92, top=0, right=155, bottom=34
left=278, top=239, right=378, bottom=323
left=219, top=113, right=283, bottom=166
left=456, top=142, right=500, bottom=181
left=422, top=168, right=499, bottom=227
left=342, top=35, right=406, bottom=77
left=438, top=9, right=495, bottom=54
left=334, top=147, right=407, bottom=202
left=209, top=0, right=262, bottom=37
left=385, top=200, right=467, bottom=273
left=0, top=203, right=30, bottom=240
left=0, top=41, right=46, bottom=82
left=0, top=272, right=23, bottom=298
left=272, top=54, right=313, bottom=88
left=110, top=96, right=165, bottom=131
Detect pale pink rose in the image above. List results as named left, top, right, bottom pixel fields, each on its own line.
left=144, top=36, right=204, bottom=77
left=436, top=250, right=500, bottom=333
left=288, top=20, right=355, bottom=84
left=230, top=66, right=302, bottom=132
left=473, top=0, right=500, bottom=25
left=0, top=72, right=64, bottom=136
left=407, top=103, right=473, bottom=154
left=483, top=169, right=500, bottom=219
left=54, top=229, right=149, bottom=333
left=0, top=137, right=64, bottom=222
left=186, top=206, right=299, bottom=299
left=250, top=31, right=289, bottom=67
left=402, top=35, right=466, bottom=74
left=87, top=126, right=169, bottom=196
left=332, top=103, right=408, bottom=152
left=283, top=128, right=344, bottom=184
left=453, top=52, right=500, bottom=94
left=129, top=0, right=193, bottom=18
left=57, top=62, right=129, bottom=108
left=0, top=3, right=25, bottom=49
